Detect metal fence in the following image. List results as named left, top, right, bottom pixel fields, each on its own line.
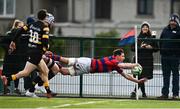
left=0, top=36, right=180, bottom=98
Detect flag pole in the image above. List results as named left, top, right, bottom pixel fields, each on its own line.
left=134, top=25, right=139, bottom=100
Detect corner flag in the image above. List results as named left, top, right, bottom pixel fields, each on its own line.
left=119, top=28, right=135, bottom=46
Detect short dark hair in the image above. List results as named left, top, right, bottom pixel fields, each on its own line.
left=113, top=49, right=124, bottom=56
left=26, top=17, right=35, bottom=25
left=37, top=9, right=47, bottom=20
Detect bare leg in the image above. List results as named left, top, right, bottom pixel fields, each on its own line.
left=42, top=55, right=59, bottom=74
left=60, top=57, right=69, bottom=64
left=37, top=59, right=49, bottom=85
left=37, top=59, right=54, bottom=98
left=59, top=67, right=71, bottom=75
left=15, top=62, right=37, bottom=79
left=50, top=62, right=59, bottom=75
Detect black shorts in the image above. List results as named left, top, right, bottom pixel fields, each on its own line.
left=27, top=49, right=43, bottom=65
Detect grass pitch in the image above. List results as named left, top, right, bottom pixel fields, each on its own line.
left=0, top=96, right=180, bottom=108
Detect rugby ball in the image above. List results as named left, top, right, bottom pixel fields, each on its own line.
left=131, top=64, right=142, bottom=76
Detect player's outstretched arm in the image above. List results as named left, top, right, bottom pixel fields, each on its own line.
left=120, top=72, right=147, bottom=83
left=117, top=63, right=139, bottom=69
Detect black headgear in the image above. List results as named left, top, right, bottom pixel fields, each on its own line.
left=169, top=14, right=180, bottom=26
left=37, top=9, right=47, bottom=20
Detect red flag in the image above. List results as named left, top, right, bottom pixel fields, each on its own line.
left=119, top=28, right=135, bottom=46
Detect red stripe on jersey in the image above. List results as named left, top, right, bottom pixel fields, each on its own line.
left=103, top=57, right=112, bottom=71
left=103, top=57, right=109, bottom=62
left=97, top=60, right=103, bottom=72
left=111, top=59, right=119, bottom=71
left=91, top=59, right=96, bottom=73
left=91, top=56, right=121, bottom=73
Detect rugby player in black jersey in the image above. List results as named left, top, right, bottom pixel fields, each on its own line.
left=8, top=9, right=54, bottom=98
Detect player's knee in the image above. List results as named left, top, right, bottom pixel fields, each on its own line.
left=68, top=58, right=76, bottom=66
left=67, top=66, right=76, bottom=76
left=51, top=64, right=59, bottom=74
left=59, top=68, right=69, bottom=75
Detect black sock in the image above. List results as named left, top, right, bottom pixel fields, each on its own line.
left=36, top=76, right=44, bottom=87
left=48, top=70, right=56, bottom=80
left=34, top=76, right=42, bottom=83
left=45, top=86, right=51, bottom=93
left=29, top=76, right=42, bottom=92
left=14, top=79, right=19, bottom=88
left=29, top=82, right=36, bottom=92
left=7, top=76, right=12, bottom=82
left=38, top=81, right=43, bottom=86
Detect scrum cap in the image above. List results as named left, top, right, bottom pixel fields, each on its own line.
left=45, top=13, right=54, bottom=25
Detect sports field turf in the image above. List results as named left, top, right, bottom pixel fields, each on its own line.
left=0, top=96, right=180, bottom=108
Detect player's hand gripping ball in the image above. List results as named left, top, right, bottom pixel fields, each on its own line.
left=131, top=64, right=142, bottom=76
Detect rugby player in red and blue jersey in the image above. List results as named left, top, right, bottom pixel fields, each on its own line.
left=46, top=49, right=147, bottom=84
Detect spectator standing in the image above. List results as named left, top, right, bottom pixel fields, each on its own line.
left=158, top=14, right=180, bottom=99
left=131, top=21, right=158, bottom=98
left=1, top=19, right=24, bottom=94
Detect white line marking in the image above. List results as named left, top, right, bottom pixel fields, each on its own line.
left=36, top=107, right=47, bottom=109
left=74, top=101, right=98, bottom=105
left=53, top=100, right=106, bottom=108
left=35, top=107, right=47, bottom=109
left=53, top=104, right=71, bottom=108
left=52, top=99, right=129, bottom=108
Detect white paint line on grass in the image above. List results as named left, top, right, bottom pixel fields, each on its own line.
left=53, top=100, right=106, bottom=108
left=36, top=107, right=48, bottom=109
left=74, top=101, right=97, bottom=105
left=52, top=99, right=130, bottom=108
left=54, top=103, right=71, bottom=108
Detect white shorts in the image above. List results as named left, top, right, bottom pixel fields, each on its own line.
left=73, top=57, right=91, bottom=75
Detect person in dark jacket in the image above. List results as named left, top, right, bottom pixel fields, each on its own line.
left=158, top=14, right=180, bottom=99
left=1, top=19, right=24, bottom=94
left=130, top=21, right=158, bottom=98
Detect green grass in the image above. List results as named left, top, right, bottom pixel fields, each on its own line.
left=0, top=96, right=180, bottom=108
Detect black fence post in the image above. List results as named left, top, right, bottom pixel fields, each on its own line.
left=79, top=39, right=83, bottom=97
